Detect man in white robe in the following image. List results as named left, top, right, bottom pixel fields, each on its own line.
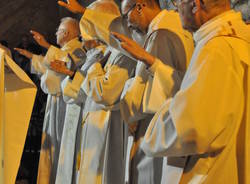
left=52, top=33, right=106, bottom=184
left=122, top=0, right=250, bottom=183
left=57, top=1, right=139, bottom=183
left=15, top=17, right=83, bottom=184
left=58, top=0, right=194, bottom=183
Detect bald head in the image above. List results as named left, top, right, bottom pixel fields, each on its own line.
left=178, top=0, right=231, bottom=32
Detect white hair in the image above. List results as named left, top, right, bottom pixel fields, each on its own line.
left=60, top=17, right=80, bottom=36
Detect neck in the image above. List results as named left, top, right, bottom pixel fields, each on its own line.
left=201, top=6, right=231, bottom=25
left=148, top=7, right=161, bottom=23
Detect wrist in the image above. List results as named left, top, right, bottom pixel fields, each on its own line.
left=77, top=6, right=85, bottom=14
left=143, top=54, right=156, bottom=66
left=28, top=54, right=33, bottom=59
left=44, top=43, right=51, bottom=49
left=68, top=70, right=75, bottom=77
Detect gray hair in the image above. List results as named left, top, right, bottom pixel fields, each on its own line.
left=60, top=17, right=80, bottom=36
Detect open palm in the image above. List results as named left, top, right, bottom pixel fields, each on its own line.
left=111, top=32, right=156, bottom=66
left=58, top=0, right=85, bottom=14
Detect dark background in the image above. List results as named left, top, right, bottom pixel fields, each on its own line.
left=0, top=0, right=121, bottom=48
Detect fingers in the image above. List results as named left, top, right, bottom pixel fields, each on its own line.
left=111, top=32, right=130, bottom=43
left=14, top=48, right=24, bottom=53
left=14, top=48, right=27, bottom=55
left=120, top=42, right=134, bottom=53
left=30, top=30, right=43, bottom=41
left=57, top=1, right=68, bottom=8
left=30, top=30, right=42, bottom=37
left=53, top=60, right=66, bottom=66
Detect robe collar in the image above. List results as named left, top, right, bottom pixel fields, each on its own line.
left=193, top=10, right=247, bottom=44
left=61, top=37, right=81, bottom=51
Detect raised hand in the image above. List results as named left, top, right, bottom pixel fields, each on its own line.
left=14, top=48, right=33, bottom=59
left=30, top=30, right=51, bottom=49
left=58, top=0, right=85, bottom=14
left=111, top=32, right=156, bottom=66
left=50, top=60, right=74, bottom=76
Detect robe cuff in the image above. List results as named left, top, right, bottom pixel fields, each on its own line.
left=148, top=58, right=164, bottom=74
left=30, top=54, right=46, bottom=74
left=87, top=62, right=104, bottom=77
left=63, top=70, right=85, bottom=99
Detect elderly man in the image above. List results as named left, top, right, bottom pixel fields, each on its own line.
left=116, top=0, right=250, bottom=183
left=59, top=1, right=194, bottom=184
left=55, top=1, right=137, bottom=184
left=15, top=17, right=84, bottom=184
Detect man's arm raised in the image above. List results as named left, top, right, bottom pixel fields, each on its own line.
left=30, top=30, right=51, bottom=49
left=58, top=0, right=85, bottom=14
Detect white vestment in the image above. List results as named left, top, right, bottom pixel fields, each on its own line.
left=141, top=10, right=250, bottom=184
left=33, top=38, right=83, bottom=184
left=77, top=47, right=136, bottom=184
left=81, top=9, right=194, bottom=184
left=55, top=45, right=105, bottom=184
left=0, top=49, right=37, bottom=184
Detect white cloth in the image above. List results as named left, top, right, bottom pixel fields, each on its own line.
left=78, top=47, right=136, bottom=184
left=141, top=10, right=250, bottom=184
left=36, top=38, right=84, bottom=184
left=81, top=9, right=194, bottom=184
left=0, top=49, right=37, bottom=184
left=119, top=10, right=194, bottom=184
left=55, top=46, right=103, bottom=184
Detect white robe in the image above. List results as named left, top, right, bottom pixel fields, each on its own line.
left=119, top=11, right=194, bottom=184
left=77, top=47, right=136, bottom=184
left=33, top=38, right=84, bottom=184
left=55, top=45, right=105, bottom=184
left=141, top=10, right=250, bottom=184
left=81, top=9, right=194, bottom=184
left=0, top=49, right=37, bottom=184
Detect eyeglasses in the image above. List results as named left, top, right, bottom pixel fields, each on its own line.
left=170, top=0, right=179, bottom=8
left=55, top=28, right=66, bottom=35
left=121, top=3, right=137, bottom=19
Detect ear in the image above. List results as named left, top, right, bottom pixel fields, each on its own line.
left=192, top=0, right=201, bottom=13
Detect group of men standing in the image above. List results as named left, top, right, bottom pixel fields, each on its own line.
left=10, top=0, right=250, bottom=183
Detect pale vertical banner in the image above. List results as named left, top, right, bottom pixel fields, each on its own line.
left=0, top=49, right=37, bottom=184
left=0, top=50, right=5, bottom=184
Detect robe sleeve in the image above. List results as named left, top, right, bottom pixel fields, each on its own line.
left=141, top=40, right=244, bottom=157
left=61, top=70, right=87, bottom=104
left=81, top=9, right=119, bottom=43
left=30, top=54, right=46, bottom=75
left=142, top=30, right=187, bottom=113
left=82, top=53, right=136, bottom=106
left=61, top=47, right=105, bottom=104
left=120, top=30, right=187, bottom=123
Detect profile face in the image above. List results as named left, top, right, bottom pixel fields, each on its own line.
left=56, top=22, right=67, bottom=46
left=121, top=0, right=148, bottom=34
left=178, top=0, right=199, bottom=32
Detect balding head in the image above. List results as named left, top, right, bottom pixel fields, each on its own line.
left=56, top=17, right=80, bottom=47
left=121, top=0, right=161, bottom=34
